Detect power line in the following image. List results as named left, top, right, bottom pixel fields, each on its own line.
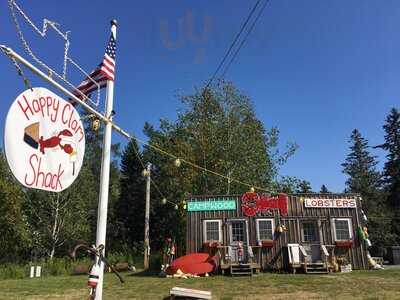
left=222, top=0, right=270, bottom=77
left=204, top=0, right=262, bottom=90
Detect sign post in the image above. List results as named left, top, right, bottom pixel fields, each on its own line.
left=144, top=162, right=151, bottom=269
left=94, top=20, right=117, bottom=300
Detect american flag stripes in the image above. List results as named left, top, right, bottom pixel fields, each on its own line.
left=71, top=32, right=116, bottom=102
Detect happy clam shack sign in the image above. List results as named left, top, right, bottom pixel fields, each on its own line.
left=187, top=198, right=237, bottom=212
left=4, top=88, right=85, bottom=192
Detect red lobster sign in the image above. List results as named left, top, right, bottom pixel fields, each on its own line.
left=241, top=192, right=288, bottom=217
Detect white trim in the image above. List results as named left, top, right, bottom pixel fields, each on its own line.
left=203, top=219, right=223, bottom=243
left=256, top=218, right=275, bottom=241
left=331, top=218, right=353, bottom=241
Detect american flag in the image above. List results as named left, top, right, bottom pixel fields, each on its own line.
left=71, top=32, right=116, bottom=102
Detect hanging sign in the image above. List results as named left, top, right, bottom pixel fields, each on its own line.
left=4, top=88, right=85, bottom=192
left=187, top=199, right=237, bottom=211
left=242, top=193, right=288, bottom=217
left=304, top=198, right=357, bottom=208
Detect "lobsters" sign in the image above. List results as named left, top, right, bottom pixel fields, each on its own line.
left=4, top=88, right=85, bottom=192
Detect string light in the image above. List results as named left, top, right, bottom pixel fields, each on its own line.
left=161, top=198, right=167, bottom=205
left=174, top=158, right=182, bottom=168
left=250, top=187, right=255, bottom=193
left=92, top=119, right=100, bottom=131
left=174, top=204, right=178, bottom=210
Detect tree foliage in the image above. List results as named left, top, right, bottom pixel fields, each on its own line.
left=0, top=151, right=31, bottom=263
left=342, top=129, right=393, bottom=255
left=376, top=108, right=400, bottom=244
left=113, top=138, right=145, bottom=252
left=141, top=81, right=297, bottom=251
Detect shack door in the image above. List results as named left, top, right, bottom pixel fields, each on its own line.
left=227, top=220, right=249, bottom=263
left=301, top=220, right=321, bottom=263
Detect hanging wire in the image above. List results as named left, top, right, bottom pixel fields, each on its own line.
left=6, top=50, right=33, bottom=91
left=7, top=0, right=101, bottom=107
left=4, top=0, right=272, bottom=194
left=129, top=138, right=180, bottom=207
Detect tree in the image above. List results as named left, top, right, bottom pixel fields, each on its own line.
left=0, top=150, right=31, bottom=263
left=296, top=180, right=313, bottom=193
left=142, top=80, right=297, bottom=251
left=320, top=184, right=330, bottom=193
left=25, top=166, right=97, bottom=259
left=342, top=129, right=392, bottom=254
left=376, top=108, right=400, bottom=243
left=113, top=138, right=145, bottom=252
left=342, top=129, right=381, bottom=208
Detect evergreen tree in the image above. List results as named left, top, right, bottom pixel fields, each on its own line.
left=113, top=139, right=145, bottom=251
left=296, top=180, right=313, bottom=193
left=342, top=129, right=392, bottom=254
left=342, top=129, right=381, bottom=207
left=320, top=184, right=330, bottom=193
left=376, top=108, right=400, bottom=243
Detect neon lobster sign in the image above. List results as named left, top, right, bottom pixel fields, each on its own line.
left=241, top=192, right=288, bottom=217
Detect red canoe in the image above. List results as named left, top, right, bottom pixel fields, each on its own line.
left=166, top=253, right=215, bottom=275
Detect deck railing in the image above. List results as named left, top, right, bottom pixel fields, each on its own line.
left=214, top=245, right=262, bottom=267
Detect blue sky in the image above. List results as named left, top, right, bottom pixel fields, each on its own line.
left=0, top=0, right=399, bottom=192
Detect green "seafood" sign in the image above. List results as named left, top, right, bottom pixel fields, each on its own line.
left=187, top=199, right=237, bottom=211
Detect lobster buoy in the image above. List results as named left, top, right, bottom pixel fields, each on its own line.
left=88, top=264, right=100, bottom=288
left=361, top=210, right=368, bottom=222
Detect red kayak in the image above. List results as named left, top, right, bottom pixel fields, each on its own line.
left=166, top=253, right=215, bottom=275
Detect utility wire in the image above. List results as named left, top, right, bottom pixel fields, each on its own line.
left=222, top=0, right=270, bottom=77
left=204, top=0, right=262, bottom=90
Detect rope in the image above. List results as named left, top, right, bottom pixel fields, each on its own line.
left=8, top=0, right=100, bottom=107
left=4, top=48, right=33, bottom=91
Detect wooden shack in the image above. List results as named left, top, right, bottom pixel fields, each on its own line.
left=186, top=193, right=369, bottom=274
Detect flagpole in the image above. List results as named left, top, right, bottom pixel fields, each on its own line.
left=94, top=19, right=117, bottom=300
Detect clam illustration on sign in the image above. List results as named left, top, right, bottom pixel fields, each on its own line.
left=4, top=87, right=85, bottom=192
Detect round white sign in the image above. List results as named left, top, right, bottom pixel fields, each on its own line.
left=4, top=87, right=85, bottom=192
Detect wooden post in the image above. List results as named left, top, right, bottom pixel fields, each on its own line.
left=144, top=162, right=151, bottom=269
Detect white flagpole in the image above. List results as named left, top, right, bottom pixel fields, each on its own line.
left=94, top=19, right=117, bottom=300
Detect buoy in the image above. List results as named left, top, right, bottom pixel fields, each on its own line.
left=88, top=264, right=100, bottom=288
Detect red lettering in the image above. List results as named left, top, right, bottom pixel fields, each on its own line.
left=62, top=104, right=71, bottom=124
left=17, top=95, right=34, bottom=121
left=23, top=154, right=64, bottom=191
left=32, top=98, right=41, bottom=113
left=24, top=153, right=38, bottom=186
left=39, top=97, right=46, bottom=117
left=51, top=98, right=60, bottom=123
left=71, top=119, right=78, bottom=132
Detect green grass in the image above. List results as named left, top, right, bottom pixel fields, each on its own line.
left=0, top=269, right=399, bottom=300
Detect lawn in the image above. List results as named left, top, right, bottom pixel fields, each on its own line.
left=0, top=269, right=399, bottom=300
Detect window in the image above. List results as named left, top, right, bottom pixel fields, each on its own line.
left=256, top=219, right=274, bottom=241
left=203, top=220, right=222, bottom=242
left=231, top=221, right=245, bottom=242
left=302, top=221, right=319, bottom=242
left=332, top=218, right=352, bottom=241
